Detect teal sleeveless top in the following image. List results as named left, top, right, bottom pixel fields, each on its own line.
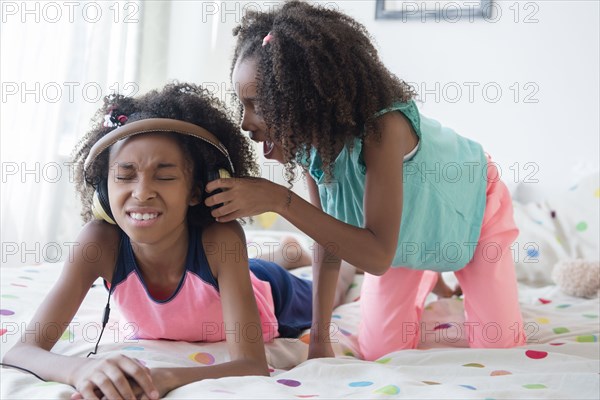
left=307, top=101, right=488, bottom=272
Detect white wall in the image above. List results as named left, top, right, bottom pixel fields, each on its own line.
left=144, top=0, right=599, bottom=230
left=337, top=0, right=599, bottom=200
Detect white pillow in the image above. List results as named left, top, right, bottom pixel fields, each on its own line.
left=549, top=172, right=600, bottom=260
left=512, top=171, right=600, bottom=286
left=512, top=200, right=569, bottom=286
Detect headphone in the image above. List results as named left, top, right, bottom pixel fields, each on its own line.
left=83, top=118, right=234, bottom=224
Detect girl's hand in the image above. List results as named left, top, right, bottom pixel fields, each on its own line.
left=307, top=341, right=335, bottom=360
left=69, top=355, right=158, bottom=400
left=307, top=328, right=335, bottom=360
left=122, top=368, right=176, bottom=400
left=204, top=177, right=289, bottom=222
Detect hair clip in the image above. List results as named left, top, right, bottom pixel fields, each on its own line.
left=103, top=109, right=128, bottom=128
left=262, top=32, right=274, bottom=47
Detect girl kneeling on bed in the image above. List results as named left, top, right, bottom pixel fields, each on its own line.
left=2, top=83, right=352, bottom=399
left=205, top=1, right=527, bottom=362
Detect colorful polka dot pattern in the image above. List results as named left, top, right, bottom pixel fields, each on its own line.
left=525, top=350, right=548, bottom=359
left=123, top=346, right=144, bottom=351
left=490, top=370, right=512, bottom=376
left=373, top=385, right=400, bottom=395
left=576, top=335, right=597, bottom=342
left=277, top=379, right=301, bottom=387
left=463, top=363, right=485, bottom=368
left=526, top=247, right=539, bottom=258
left=189, top=352, right=215, bottom=365
left=349, top=381, right=373, bottom=387
left=299, top=334, right=310, bottom=344
left=60, top=330, right=73, bottom=341
left=0, top=240, right=598, bottom=399
left=523, top=384, right=547, bottom=389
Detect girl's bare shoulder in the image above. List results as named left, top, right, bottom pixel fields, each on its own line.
left=70, top=220, right=121, bottom=281
left=366, top=111, right=418, bottom=158
left=201, top=221, right=246, bottom=278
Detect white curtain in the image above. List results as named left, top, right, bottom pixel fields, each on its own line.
left=1, top=1, right=141, bottom=267
left=0, top=1, right=313, bottom=266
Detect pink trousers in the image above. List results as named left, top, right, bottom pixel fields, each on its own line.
left=358, top=159, right=526, bottom=361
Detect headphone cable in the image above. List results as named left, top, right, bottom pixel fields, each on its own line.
left=1, top=280, right=113, bottom=381
left=87, top=283, right=112, bottom=358
left=0, top=362, right=46, bottom=381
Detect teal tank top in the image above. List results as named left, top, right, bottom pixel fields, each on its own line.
left=307, top=101, right=488, bottom=272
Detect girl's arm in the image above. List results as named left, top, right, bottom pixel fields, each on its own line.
left=206, top=112, right=412, bottom=275
left=2, top=221, right=158, bottom=400
left=304, top=172, right=343, bottom=359
left=142, top=221, right=269, bottom=394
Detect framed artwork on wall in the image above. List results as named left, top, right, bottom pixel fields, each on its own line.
left=375, top=0, right=494, bottom=21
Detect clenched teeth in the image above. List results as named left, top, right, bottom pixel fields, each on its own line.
left=129, top=212, right=158, bottom=221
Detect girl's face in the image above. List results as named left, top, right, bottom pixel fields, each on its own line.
left=107, top=133, right=198, bottom=244
left=232, top=58, right=285, bottom=163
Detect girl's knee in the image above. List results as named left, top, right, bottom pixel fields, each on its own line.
left=358, top=323, right=419, bottom=360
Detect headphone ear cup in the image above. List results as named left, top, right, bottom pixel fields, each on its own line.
left=217, top=168, right=231, bottom=179
left=205, top=168, right=231, bottom=186
left=92, top=179, right=116, bottom=225
left=205, top=168, right=231, bottom=211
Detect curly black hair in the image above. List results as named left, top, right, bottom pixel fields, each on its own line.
left=72, top=82, right=258, bottom=227
left=231, top=0, right=416, bottom=182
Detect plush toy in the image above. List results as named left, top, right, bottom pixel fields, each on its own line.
left=552, top=260, right=600, bottom=299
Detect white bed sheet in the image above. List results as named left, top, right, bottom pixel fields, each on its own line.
left=1, top=232, right=598, bottom=399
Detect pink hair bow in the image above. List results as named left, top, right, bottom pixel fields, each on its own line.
left=262, top=32, right=274, bottom=47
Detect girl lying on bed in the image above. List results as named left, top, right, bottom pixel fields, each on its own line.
left=1, top=83, right=354, bottom=400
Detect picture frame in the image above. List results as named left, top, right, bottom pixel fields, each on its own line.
left=375, top=0, right=494, bottom=21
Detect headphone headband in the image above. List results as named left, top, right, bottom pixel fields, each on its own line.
left=83, top=118, right=235, bottom=179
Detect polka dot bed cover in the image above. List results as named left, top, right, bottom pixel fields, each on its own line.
left=1, top=171, right=598, bottom=400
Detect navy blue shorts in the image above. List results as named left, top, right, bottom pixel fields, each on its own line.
left=249, top=259, right=313, bottom=338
